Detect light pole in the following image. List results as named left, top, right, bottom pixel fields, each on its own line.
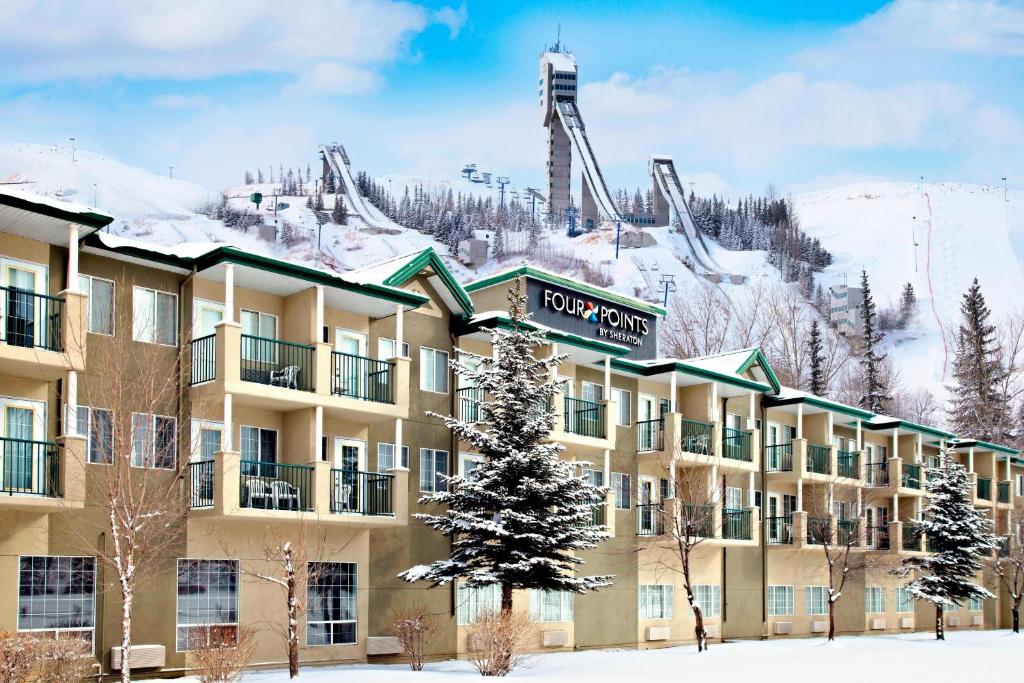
left=659, top=273, right=676, bottom=307
left=69, top=137, right=75, bottom=163
left=615, top=221, right=622, bottom=259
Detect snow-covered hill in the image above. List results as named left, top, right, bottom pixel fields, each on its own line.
left=794, top=181, right=1024, bottom=396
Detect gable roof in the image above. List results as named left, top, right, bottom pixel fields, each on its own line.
left=346, top=247, right=474, bottom=317
left=0, top=188, right=114, bottom=244
left=764, top=386, right=874, bottom=420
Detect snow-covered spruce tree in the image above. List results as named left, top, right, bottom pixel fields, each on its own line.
left=858, top=269, right=890, bottom=413
left=947, top=278, right=1008, bottom=442
left=399, top=282, right=613, bottom=613
left=808, top=319, right=825, bottom=395
left=894, top=451, right=997, bottom=640
left=899, top=282, right=917, bottom=328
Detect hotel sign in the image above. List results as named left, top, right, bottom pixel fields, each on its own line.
left=525, top=277, right=657, bottom=359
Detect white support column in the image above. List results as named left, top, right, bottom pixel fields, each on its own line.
left=856, top=487, right=863, bottom=515
left=669, top=372, right=677, bottom=413
left=223, top=393, right=233, bottom=451
left=710, top=383, right=719, bottom=421
left=892, top=428, right=899, bottom=461
left=892, top=494, right=898, bottom=517
left=314, top=406, right=323, bottom=461
left=224, top=264, right=235, bottom=324
left=748, top=471, right=755, bottom=508
left=1006, top=455, right=1011, bottom=480
left=826, top=412, right=834, bottom=443
left=602, top=448, right=610, bottom=484
left=67, top=224, right=80, bottom=291
left=65, top=370, right=78, bottom=435
left=796, top=479, right=803, bottom=512
left=747, top=391, right=756, bottom=430
left=315, top=286, right=325, bottom=340
left=915, top=434, right=922, bottom=463
left=796, top=404, right=804, bottom=439
left=603, top=355, right=611, bottom=399
left=395, top=303, right=404, bottom=353
left=968, top=447, right=975, bottom=473
left=395, top=418, right=404, bottom=466
left=856, top=419, right=863, bottom=450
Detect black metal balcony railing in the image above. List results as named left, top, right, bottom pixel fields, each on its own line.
left=902, top=463, right=922, bottom=490
left=331, top=352, right=394, bottom=403
left=838, top=519, right=859, bottom=547
left=564, top=397, right=605, bottom=439
left=636, top=418, right=664, bottom=452
left=590, top=501, right=607, bottom=527
left=807, top=444, right=831, bottom=475
left=722, top=427, right=752, bottom=462
left=240, top=335, right=315, bottom=392
left=837, top=450, right=859, bottom=479
left=868, top=525, right=890, bottom=550
left=1, top=438, right=59, bottom=497
left=807, top=516, right=832, bottom=545
left=188, top=460, right=215, bottom=508
left=457, top=386, right=484, bottom=423
left=190, top=334, right=216, bottom=385
left=997, top=480, right=1010, bottom=504
left=1, top=286, right=63, bottom=352
left=903, top=522, right=923, bottom=551
left=865, top=462, right=889, bottom=487
left=682, top=503, right=715, bottom=538
left=766, top=516, right=793, bottom=544
left=722, top=508, right=752, bottom=540
left=679, top=418, right=714, bottom=455
left=636, top=503, right=664, bottom=536
left=239, top=460, right=313, bottom=511
left=330, top=469, right=394, bottom=516
left=977, top=477, right=992, bottom=501
left=765, top=443, right=793, bottom=472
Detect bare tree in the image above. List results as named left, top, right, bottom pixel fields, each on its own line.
left=391, top=604, right=441, bottom=671
left=660, top=283, right=732, bottom=359
left=0, top=631, right=40, bottom=683
left=189, top=625, right=257, bottom=683
left=891, top=387, right=941, bottom=426
left=61, top=275, right=198, bottom=683
left=993, top=509, right=1024, bottom=633
left=804, top=482, right=863, bottom=640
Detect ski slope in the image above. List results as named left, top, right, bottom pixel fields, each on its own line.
left=555, top=101, right=625, bottom=223
left=650, top=155, right=727, bottom=276
left=321, top=144, right=396, bottom=231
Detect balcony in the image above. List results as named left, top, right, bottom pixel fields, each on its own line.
left=806, top=444, right=831, bottom=475
left=457, top=386, right=484, bottom=423
left=681, top=502, right=715, bottom=538
left=679, top=418, right=714, bottom=456
left=865, top=462, right=889, bottom=487
left=867, top=525, right=890, bottom=551
left=997, top=480, right=1011, bottom=505
left=637, top=502, right=664, bottom=536
left=187, top=450, right=407, bottom=526
left=563, top=397, right=605, bottom=438
left=766, top=443, right=794, bottom=472
left=548, top=394, right=615, bottom=453
left=188, top=324, right=409, bottom=421
left=2, top=437, right=60, bottom=497
left=902, top=463, right=923, bottom=490
left=722, top=508, right=752, bottom=540
left=837, top=450, right=860, bottom=479
left=636, top=418, right=664, bottom=453
left=976, top=477, right=993, bottom=502
left=903, top=522, right=924, bottom=552
left=0, top=287, right=86, bottom=380
left=806, top=516, right=832, bottom=545
left=837, top=519, right=859, bottom=547
left=766, top=516, right=793, bottom=545
left=722, top=427, right=752, bottom=462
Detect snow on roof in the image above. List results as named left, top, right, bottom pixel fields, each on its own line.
left=93, top=231, right=221, bottom=260
left=344, top=249, right=427, bottom=286
left=0, top=186, right=114, bottom=225
left=684, top=347, right=760, bottom=377
left=543, top=51, right=577, bottom=73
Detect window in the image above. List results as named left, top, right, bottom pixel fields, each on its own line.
left=693, top=585, right=721, bottom=618
left=896, top=587, right=915, bottom=613
left=377, top=442, right=409, bottom=472
left=76, top=406, right=112, bottom=464
left=968, top=596, right=984, bottom=612
left=240, top=426, right=277, bottom=463
left=611, top=388, right=631, bottom=426
left=191, top=420, right=223, bottom=462
left=420, top=347, right=449, bottom=393
left=530, top=590, right=574, bottom=622
left=611, top=472, right=631, bottom=509
left=725, top=487, right=743, bottom=510
left=581, top=382, right=604, bottom=403
left=767, top=586, right=794, bottom=616
left=132, top=286, right=177, bottom=346
left=805, top=586, right=829, bottom=615
left=460, top=453, right=486, bottom=481
left=865, top=587, right=886, bottom=613
left=78, top=274, right=114, bottom=335
left=457, top=584, right=501, bottom=625
left=131, top=413, right=177, bottom=469
left=18, top=556, right=96, bottom=646
left=638, top=585, right=674, bottom=619
left=176, top=559, right=238, bottom=651
left=240, top=310, right=277, bottom=339
left=1016, top=474, right=1024, bottom=497
left=307, top=562, right=357, bottom=646
left=419, top=448, right=449, bottom=493
left=378, top=337, right=409, bottom=360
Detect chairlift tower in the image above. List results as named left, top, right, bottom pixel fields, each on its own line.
left=496, top=176, right=511, bottom=208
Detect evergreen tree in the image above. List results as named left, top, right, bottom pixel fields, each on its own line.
left=325, top=173, right=337, bottom=195
left=896, top=452, right=996, bottom=639
left=947, top=279, right=1007, bottom=441
left=808, top=319, right=825, bottom=395
left=313, top=191, right=324, bottom=212
left=400, top=283, right=613, bottom=612
left=256, top=168, right=265, bottom=184
left=331, top=195, right=347, bottom=225
left=899, top=282, right=917, bottom=328
left=244, top=169, right=254, bottom=185
left=492, top=225, right=506, bottom=261
left=858, top=269, right=890, bottom=412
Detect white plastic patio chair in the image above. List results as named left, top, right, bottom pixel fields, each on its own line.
left=271, top=480, right=300, bottom=510
left=270, top=365, right=300, bottom=389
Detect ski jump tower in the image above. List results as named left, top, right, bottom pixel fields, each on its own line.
left=540, top=48, right=625, bottom=229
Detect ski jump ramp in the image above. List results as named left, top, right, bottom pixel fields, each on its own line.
left=554, top=100, right=625, bottom=224
left=320, top=144, right=393, bottom=230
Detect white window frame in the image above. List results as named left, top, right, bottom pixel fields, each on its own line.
left=378, top=336, right=410, bottom=360
left=17, top=555, right=97, bottom=648
left=767, top=585, right=794, bottom=616
left=132, top=286, right=178, bottom=346
left=190, top=419, right=224, bottom=462
left=459, top=452, right=487, bottom=481
left=611, top=388, right=631, bottom=426
left=78, top=273, right=115, bottom=336
left=419, top=448, right=449, bottom=493
left=457, top=584, right=501, bottom=625
left=530, top=590, right=574, bottom=623
left=865, top=586, right=886, bottom=614
left=377, top=442, right=409, bottom=472
left=306, top=561, right=357, bottom=646
left=240, top=425, right=277, bottom=463
left=76, top=405, right=113, bottom=464
left=175, top=558, right=239, bottom=652
left=130, top=412, right=177, bottom=469
left=419, top=346, right=450, bottom=394
left=612, top=471, right=631, bottom=509
left=967, top=595, right=984, bottom=612
left=804, top=586, right=829, bottom=615
left=638, top=584, right=674, bottom=619
left=693, top=584, right=721, bottom=618
left=895, top=587, right=915, bottom=613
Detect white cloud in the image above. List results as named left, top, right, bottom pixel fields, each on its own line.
left=150, top=94, right=211, bottom=109
left=285, top=62, right=383, bottom=96
left=0, top=0, right=464, bottom=85
left=434, top=3, right=468, bottom=39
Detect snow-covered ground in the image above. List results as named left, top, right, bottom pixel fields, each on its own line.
left=185, top=631, right=1021, bottom=682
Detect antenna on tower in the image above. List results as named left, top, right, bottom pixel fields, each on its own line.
left=555, top=23, right=561, bottom=53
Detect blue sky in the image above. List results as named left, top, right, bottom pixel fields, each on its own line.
left=1, top=0, right=1022, bottom=197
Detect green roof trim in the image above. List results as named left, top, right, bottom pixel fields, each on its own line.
left=610, top=357, right=774, bottom=393
left=864, top=418, right=954, bottom=440
left=457, top=313, right=631, bottom=357
left=0, top=192, right=114, bottom=232
left=735, top=348, right=782, bottom=394
left=83, top=236, right=429, bottom=309
left=382, top=248, right=475, bottom=316
left=952, top=439, right=1020, bottom=456
left=763, top=394, right=874, bottom=420
left=465, top=266, right=667, bottom=317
